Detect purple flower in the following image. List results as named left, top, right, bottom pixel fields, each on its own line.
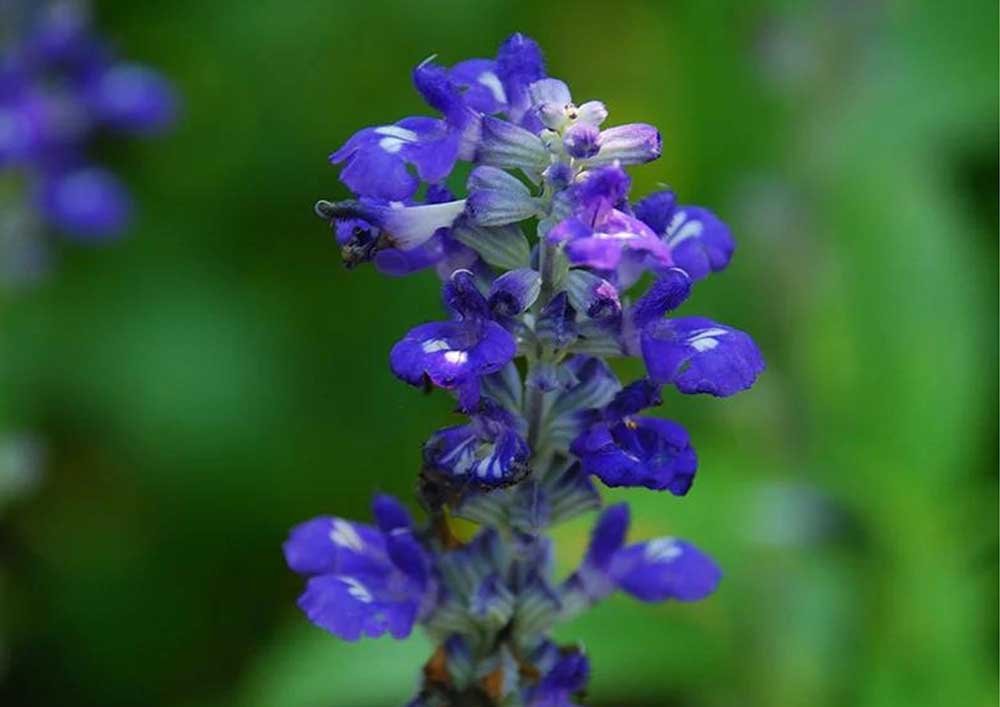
left=282, top=495, right=433, bottom=641
left=328, top=34, right=548, bottom=204
left=495, top=33, right=546, bottom=129
left=442, top=59, right=507, bottom=115
left=330, top=186, right=479, bottom=277
left=550, top=206, right=670, bottom=273
left=571, top=379, right=698, bottom=493
left=423, top=399, right=530, bottom=488
left=562, top=122, right=599, bottom=159
left=373, top=229, right=479, bottom=279
left=390, top=270, right=516, bottom=409
left=623, top=269, right=765, bottom=397
left=330, top=117, right=464, bottom=202
left=547, top=166, right=672, bottom=272
left=567, top=504, right=722, bottom=604
left=0, top=2, right=177, bottom=245
left=573, top=416, right=697, bottom=493
left=627, top=267, right=693, bottom=330
left=422, top=33, right=546, bottom=128
left=1, top=86, right=90, bottom=166
left=526, top=648, right=589, bottom=707
left=85, top=63, right=177, bottom=134
left=0, top=97, right=43, bottom=166
left=39, top=166, right=131, bottom=239
left=634, top=189, right=735, bottom=281
left=529, top=77, right=607, bottom=133
left=318, top=196, right=467, bottom=258
left=22, top=1, right=93, bottom=67
left=488, top=267, right=541, bottom=318
left=330, top=58, right=486, bottom=202
left=641, top=316, right=765, bottom=397
left=566, top=269, right=622, bottom=325
left=583, top=123, right=662, bottom=168
left=304, top=31, right=764, bottom=701
left=610, top=536, right=722, bottom=602
left=521, top=77, right=657, bottom=167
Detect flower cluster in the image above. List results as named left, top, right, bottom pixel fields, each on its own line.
left=292, top=33, right=764, bottom=705
left=0, top=0, right=177, bottom=279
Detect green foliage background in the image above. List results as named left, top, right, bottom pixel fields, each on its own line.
left=1, top=1, right=996, bottom=705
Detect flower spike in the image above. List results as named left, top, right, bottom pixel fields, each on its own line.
left=295, top=32, right=764, bottom=702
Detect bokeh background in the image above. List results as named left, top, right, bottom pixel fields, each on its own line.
left=1, top=1, right=997, bottom=705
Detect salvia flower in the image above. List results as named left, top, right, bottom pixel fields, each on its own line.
left=571, top=378, right=698, bottom=493
left=634, top=188, right=735, bottom=281
left=0, top=0, right=177, bottom=274
left=295, top=32, right=764, bottom=703
left=547, top=165, right=672, bottom=275
left=562, top=504, right=722, bottom=609
left=423, top=399, right=530, bottom=488
left=283, top=495, right=434, bottom=640
left=390, top=269, right=516, bottom=410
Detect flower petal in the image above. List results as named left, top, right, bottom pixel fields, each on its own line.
left=641, top=317, right=765, bottom=396
left=423, top=415, right=530, bottom=487
left=586, top=123, right=662, bottom=167
left=628, top=268, right=692, bottom=329
left=488, top=267, right=541, bottom=317
left=283, top=516, right=385, bottom=577
left=332, top=125, right=420, bottom=201
left=87, top=63, right=177, bottom=134
left=572, top=416, right=697, bottom=494
left=665, top=206, right=735, bottom=280
left=371, top=494, right=413, bottom=533
left=390, top=319, right=515, bottom=399
left=297, top=573, right=420, bottom=641
left=584, top=504, right=629, bottom=570
left=610, top=538, right=722, bottom=602
left=41, top=167, right=131, bottom=239
left=496, top=33, right=546, bottom=126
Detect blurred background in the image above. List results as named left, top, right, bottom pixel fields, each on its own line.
left=0, top=0, right=997, bottom=705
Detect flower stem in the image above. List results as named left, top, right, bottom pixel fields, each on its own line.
left=526, top=239, right=559, bottom=454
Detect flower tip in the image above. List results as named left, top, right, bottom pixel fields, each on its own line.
left=417, top=53, right=439, bottom=69
left=650, top=130, right=663, bottom=159
left=314, top=199, right=338, bottom=219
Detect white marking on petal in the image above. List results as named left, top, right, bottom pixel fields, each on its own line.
left=666, top=211, right=704, bottom=247
left=477, top=71, right=507, bottom=104
left=443, top=350, right=469, bottom=365
left=645, top=537, right=682, bottom=563
left=341, top=576, right=374, bottom=603
left=594, top=230, right=637, bottom=241
left=441, top=437, right=477, bottom=475
left=422, top=339, right=451, bottom=354
left=381, top=199, right=467, bottom=250
left=687, top=327, right=728, bottom=353
left=378, top=136, right=406, bottom=153
left=375, top=125, right=419, bottom=141
left=329, top=519, right=365, bottom=551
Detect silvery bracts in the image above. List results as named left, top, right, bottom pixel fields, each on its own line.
left=287, top=33, right=764, bottom=707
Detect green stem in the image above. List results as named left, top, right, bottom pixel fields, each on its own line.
left=525, top=371, right=546, bottom=452
left=525, top=240, right=559, bottom=454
